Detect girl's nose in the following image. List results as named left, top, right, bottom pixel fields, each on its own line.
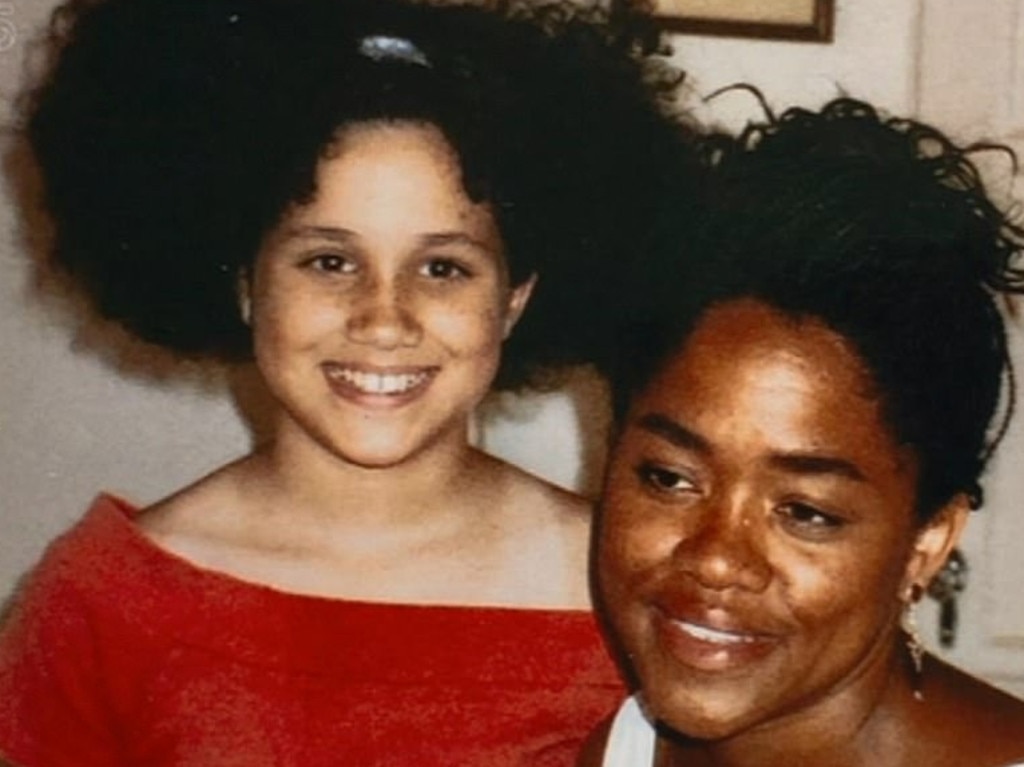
left=344, top=276, right=422, bottom=349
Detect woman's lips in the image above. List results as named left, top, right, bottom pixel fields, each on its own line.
left=651, top=604, right=781, bottom=673
left=672, top=619, right=761, bottom=645
left=322, top=363, right=438, bottom=404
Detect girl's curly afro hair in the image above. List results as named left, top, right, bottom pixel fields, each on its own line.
left=25, top=0, right=699, bottom=388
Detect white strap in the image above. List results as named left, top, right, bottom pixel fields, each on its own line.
left=603, top=696, right=656, bottom=767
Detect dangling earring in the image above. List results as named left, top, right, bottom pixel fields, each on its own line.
left=902, top=583, right=925, bottom=700
left=236, top=269, right=252, bottom=326
left=240, top=295, right=252, bottom=326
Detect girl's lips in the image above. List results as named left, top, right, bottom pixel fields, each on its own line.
left=322, top=363, right=438, bottom=404
left=651, top=605, right=781, bottom=673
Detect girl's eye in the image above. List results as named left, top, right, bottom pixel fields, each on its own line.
left=421, top=258, right=470, bottom=280
left=304, top=253, right=354, bottom=273
left=635, top=462, right=699, bottom=495
left=777, top=502, right=846, bottom=538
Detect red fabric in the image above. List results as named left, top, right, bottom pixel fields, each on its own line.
left=0, top=495, right=624, bottom=767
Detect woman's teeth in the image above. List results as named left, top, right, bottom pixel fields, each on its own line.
left=673, top=620, right=757, bottom=645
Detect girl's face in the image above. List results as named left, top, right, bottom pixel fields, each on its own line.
left=598, top=298, right=963, bottom=741
left=245, top=121, right=533, bottom=469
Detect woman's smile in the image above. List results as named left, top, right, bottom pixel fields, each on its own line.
left=653, top=606, right=782, bottom=673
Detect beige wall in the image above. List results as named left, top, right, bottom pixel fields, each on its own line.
left=2, top=0, right=1024, bottom=693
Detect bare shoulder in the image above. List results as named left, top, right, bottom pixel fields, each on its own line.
left=921, top=658, right=1024, bottom=765
left=576, top=715, right=612, bottom=767
left=483, top=451, right=593, bottom=544
left=132, top=454, right=322, bottom=591
left=477, top=452, right=596, bottom=608
left=135, top=456, right=254, bottom=559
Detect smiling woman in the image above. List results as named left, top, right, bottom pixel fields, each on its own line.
left=602, top=299, right=940, bottom=740
left=585, top=98, right=1024, bottom=766
left=0, top=0, right=695, bottom=763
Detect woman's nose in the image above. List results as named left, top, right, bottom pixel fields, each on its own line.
left=344, top=276, right=422, bottom=349
left=673, top=499, right=772, bottom=593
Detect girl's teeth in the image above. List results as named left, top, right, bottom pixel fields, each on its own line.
left=333, top=368, right=429, bottom=394
left=673, top=620, right=754, bottom=645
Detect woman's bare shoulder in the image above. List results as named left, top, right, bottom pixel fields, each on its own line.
left=576, top=715, right=612, bottom=767
left=920, top=658, right=1024, bottom=765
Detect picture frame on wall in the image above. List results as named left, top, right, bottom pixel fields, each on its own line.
left=652, top=0, right=834, bottom=42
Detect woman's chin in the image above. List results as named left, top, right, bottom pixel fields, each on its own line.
left=642, top=687, right=760, bottom=744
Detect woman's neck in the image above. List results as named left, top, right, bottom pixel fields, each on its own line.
left=661, top=638, right=917, bottom=767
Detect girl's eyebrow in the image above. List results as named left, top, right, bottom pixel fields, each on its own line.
left=281, top=225, right=358, bottom=242
left=275, top=227, right=499, bottom=256
left=420, top=231, right=500, bottom=255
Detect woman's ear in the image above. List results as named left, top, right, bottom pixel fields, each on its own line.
left=503, top=273, right=537, bottom=339
left=237, top=268, right=252, bottom=326
left=901, top=493, right=970, bottom=596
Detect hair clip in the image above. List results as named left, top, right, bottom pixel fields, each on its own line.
left=358, top=35, right=431, bottom=68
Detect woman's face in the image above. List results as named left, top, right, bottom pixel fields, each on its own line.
left=598, top=298, right=961, bottom=741
left=245, top=121, right=533, bottom=468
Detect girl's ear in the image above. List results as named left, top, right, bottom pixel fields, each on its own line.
left=503, top=273, right=537, bottom=339
left=901, top=494, right=970, bottom=597
left=237, top=268, right=252, bottom=326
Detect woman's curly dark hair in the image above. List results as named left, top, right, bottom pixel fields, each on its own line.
left=24, top=0, right=697, bottom=387
left=611, top=97, right=1024, bottom=520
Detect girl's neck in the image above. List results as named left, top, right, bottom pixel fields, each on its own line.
left=246, top=418, right=488, bottom=530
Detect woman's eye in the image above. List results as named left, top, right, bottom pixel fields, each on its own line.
left=636, top=462, right=698, bottom=495
left=777, top=502, right=845, bottom=536
left=421, top=258, right=470, bottom=280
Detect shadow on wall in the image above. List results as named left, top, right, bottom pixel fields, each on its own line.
left=476, top=366, right=613, bottom=499
left=4, top=125, right=275, bottom=451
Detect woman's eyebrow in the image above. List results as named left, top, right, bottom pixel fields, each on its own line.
left=635, top=412, right=867, bottom=482
left=768, top=453, right=867, bottom=482
left=634, top=412, right=711, bottom=455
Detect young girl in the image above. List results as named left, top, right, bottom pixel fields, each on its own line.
left=587, top=98, right=1024, bottom=766
left=0, top=0, right=694, bottom=763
